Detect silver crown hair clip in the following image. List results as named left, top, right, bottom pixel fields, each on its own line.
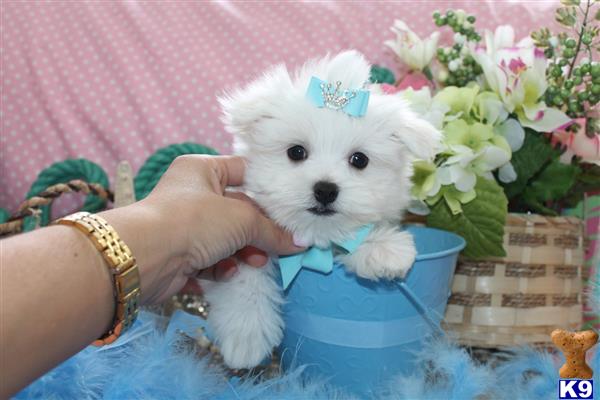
left=306, top=76, right=370, bottom=117
left=320, top=81, right=357, bottom=110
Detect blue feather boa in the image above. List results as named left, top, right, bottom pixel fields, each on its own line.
left=16, top=308, right=599, bottom=400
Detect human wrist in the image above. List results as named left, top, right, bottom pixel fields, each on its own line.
left=54, top=212, right=142, bottom=344
left=52, top=224, right=116, bottom=334
left=98, top=201, right=186, bottom=305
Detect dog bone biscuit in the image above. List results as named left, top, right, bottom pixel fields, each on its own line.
left=551, top=329, right=598, bottom=379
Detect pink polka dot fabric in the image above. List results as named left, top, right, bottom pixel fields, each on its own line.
left=0, top=1, right=558, bottom=213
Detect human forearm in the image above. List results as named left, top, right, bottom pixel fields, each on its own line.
left=0, top=201, right=182, bottom=398
left=0, top=225, right=115, bottom=398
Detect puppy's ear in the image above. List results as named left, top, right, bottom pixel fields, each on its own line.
left=372, top=94, right=442, bottom=160
left=219, top=64, right=292, bottom=136
left=391, top=112, right=442, bottom=160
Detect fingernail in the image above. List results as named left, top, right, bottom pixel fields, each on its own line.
left=246, top=253, right=268, bottom=267
left=222, top=265, right=238, bottom=281
left=293, top=233, right=310, bottom=248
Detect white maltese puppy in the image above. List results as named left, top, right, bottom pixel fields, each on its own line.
left=202, top=50, right=441, bottom=369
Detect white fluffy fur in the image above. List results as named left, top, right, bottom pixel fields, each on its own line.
left=203, top=262, right=284, bottom=368
left=203, top=50, right=441, bottom=369
left=339, top=223, right=417, bottom=280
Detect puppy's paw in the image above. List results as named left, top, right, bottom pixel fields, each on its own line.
left=342, top=226, right=416, bottom=280
left=211, top=300, right=283, bottom=369
left=218, top=321, right=281, bottom=369
left=204, top=262, right=284, bottom=369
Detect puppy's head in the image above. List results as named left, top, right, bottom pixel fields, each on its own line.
left=220, top=51, right=440, bottom=247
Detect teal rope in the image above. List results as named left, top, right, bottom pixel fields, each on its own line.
left=370, top=65, right=396, bottom=84
left=134, top=142, right=219, bottom=200
left=0, top=208, right=9, bottom=224
left=24, top=159, right=110, bottom=230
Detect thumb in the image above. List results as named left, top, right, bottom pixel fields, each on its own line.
left=250, top=213, right=305, bottom=256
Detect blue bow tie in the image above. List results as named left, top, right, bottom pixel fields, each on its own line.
left=306, top=76, right=370, bottom=117
left=278, top=224, right=374, bottom=289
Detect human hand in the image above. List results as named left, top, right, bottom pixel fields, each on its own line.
left=101, top=155, right=302, bottom=304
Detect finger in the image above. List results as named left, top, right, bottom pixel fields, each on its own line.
left=179, top=278, right=203, bottom=295
left=195, top=265, right=238, bottom=282
left=235, top=246, right=268, bottom=267
left=224, top=191, right=252, bottom=202
left=167, top=155, right=246, bottom=194
left=228, top=198, right=304, bottom=255
left=250, top=213, right=305, bottom=256
left=211, top=155, right=245, bottom=188
left=224, top=191, right=267, bottom=214
left=196, top=257, right=238, bottom=281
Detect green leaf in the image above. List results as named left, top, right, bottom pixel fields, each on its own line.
left=501, top=130, right=557, bottom=199
left=423, top=66, right=434, bottom=81
left=560, top=0, right=579, bottom=5
left=595, top=8, right=600, bottom=21
left=521, top=192, right=559, bottom=215
left=427, top=177, right=508, bottom=259
left=521, top=158, right=580, bottom=214
left=576, top=164, right=600, bottom=185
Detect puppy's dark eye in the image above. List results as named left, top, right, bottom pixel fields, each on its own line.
left=287, top=145, right=308, bottom=162
left=349, top=152, right=369, bottom=169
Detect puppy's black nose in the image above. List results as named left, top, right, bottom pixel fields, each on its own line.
left=313, top=181, right=339, bottom=206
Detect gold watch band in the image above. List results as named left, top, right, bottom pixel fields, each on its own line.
left=54, top=212, right=141, bottom=346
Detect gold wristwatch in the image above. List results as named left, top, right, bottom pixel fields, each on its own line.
left=54, top=212, right=140, bottom=345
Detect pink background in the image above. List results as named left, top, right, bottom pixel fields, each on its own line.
left=1, top=1, right=558, bottom=213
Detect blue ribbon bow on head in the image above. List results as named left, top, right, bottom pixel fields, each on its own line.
left=278, top=224, right=374, bottom=289
left=306, top=76, right=370, bottom=117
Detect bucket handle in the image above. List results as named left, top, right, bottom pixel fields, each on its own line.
left=395, top=280, right=445, bottom=338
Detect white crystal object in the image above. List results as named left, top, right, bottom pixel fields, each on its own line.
left=320, top=81, right=356, bottom=110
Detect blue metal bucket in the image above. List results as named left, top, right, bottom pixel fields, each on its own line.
left=279, top=226, right=465, bottom=395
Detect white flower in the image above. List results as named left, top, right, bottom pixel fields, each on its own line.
left=549, top=36, right=559, bottom=48
left=486, top=25, right=515, bottom=55
left=476, top=145, right=512, bottom=176
left=439, top=157, right=478, bottom=193
left=439, top=144, right=511, bottom=192
left=470, top=25, right=571, bottom=132
left=498, top=163, right=517, bottom=183
left=494, top=118, right=525, bottom=183
left=474, top=91, right=509, bottom=126
left=385, top=20, right=440, bottom=71
left=495, top=118, right=525, bottom=152
left=400, top=87, right=450, bottom=130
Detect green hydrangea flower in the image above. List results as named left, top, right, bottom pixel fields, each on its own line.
left=411, top=160, right=440, bottom=200
left=433, top=85, right=479, bottom=117
left=426, top=184, right=476, bottom=214
left=444, top=119, right=494, bottom=151
left=473, top=91, right=508, bottom=125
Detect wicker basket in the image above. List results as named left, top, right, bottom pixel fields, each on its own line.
left=443, top=213, right=584, bottom=347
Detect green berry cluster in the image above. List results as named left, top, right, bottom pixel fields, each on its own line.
left=433, top=9, right=483, bottom=87
left=533, top=0, right=600, bottom=119
left=546, top=62, right=600, bottom=117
